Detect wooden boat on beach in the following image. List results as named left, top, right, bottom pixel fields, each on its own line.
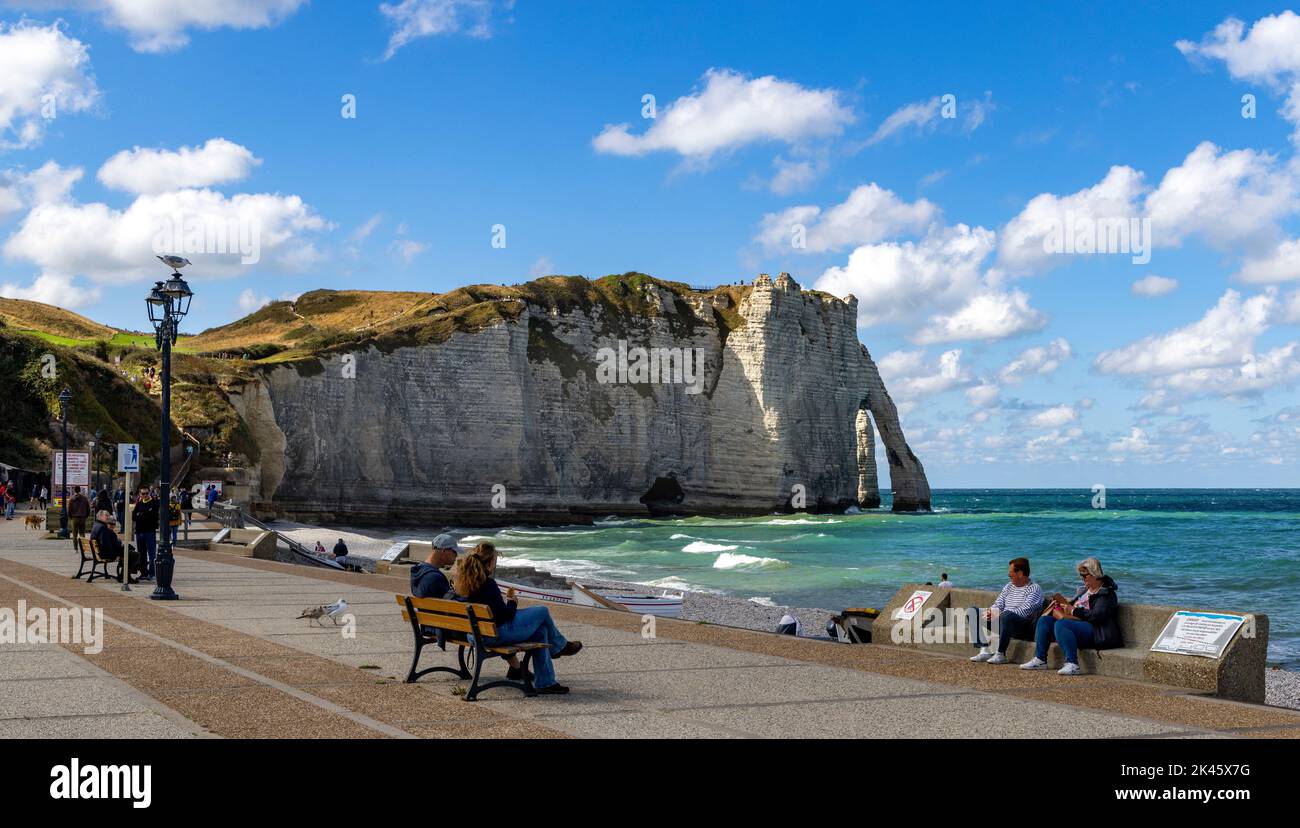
left=496, top=578, right=684, bottom=617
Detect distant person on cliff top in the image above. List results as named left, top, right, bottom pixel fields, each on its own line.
left=971, top=557, right=1043, bottom=664
left=452, top=542, right=582, bottom=695
left=1021, top=557, right=1122, bottom=676
left=939, top=573, right=953, bottom=588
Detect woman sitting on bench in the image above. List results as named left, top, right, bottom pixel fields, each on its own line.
left=1021, top=556, right=1122, bottom=675
left=452, top=543, right=583, bottom=695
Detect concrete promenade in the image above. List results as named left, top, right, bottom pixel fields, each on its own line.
left=3, top=513, right=1300, bottom=739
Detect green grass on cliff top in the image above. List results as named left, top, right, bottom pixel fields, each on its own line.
left=182, top=273, right=759, bottom=368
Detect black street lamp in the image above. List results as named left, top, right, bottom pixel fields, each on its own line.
left=57, top=387, right=72, bottom=539
left=145, top=259, right=193, bottom=601
left=91, top=429, right=102, bottom=497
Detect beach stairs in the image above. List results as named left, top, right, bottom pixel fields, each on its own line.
left=872, top=584, right=1269, bottom=704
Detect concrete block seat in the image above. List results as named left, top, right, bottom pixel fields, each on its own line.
left=208, top=528, right=277, bottom=560
left=872, top=584, right=1269, bottom=703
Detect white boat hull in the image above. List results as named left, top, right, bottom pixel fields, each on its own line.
left=497, top=579, right=683, bottom=618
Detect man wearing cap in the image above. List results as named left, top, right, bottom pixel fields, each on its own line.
left=411, top=533, right=461, bottom=599
left=410, top=534, right=533, bottom=682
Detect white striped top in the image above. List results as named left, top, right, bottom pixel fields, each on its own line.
left=992, top=580, right=1044, bottom=619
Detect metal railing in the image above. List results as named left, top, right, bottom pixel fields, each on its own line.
left=204, top=504, right=339, bottom=568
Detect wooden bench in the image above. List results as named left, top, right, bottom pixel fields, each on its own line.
left=397, top=594, right=549, bottom=701
left=73, top=537, right=112, bottom=583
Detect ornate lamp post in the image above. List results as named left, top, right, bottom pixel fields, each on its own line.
left=146, top=257, right=193, bottom=601
left=91, top=429, right=102, bottom=496
left=57, top=387, right=72, bottom=538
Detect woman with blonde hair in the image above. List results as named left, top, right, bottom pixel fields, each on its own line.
left=1021, top=556, right=1121, bottom=675
left=453, top=542, right=582, bottom=694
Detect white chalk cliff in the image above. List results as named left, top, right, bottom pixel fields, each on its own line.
left=226, top=273, right=931, bottom=525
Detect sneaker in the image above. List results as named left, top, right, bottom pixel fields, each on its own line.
left=970, top=648, right=993, bottom=662
left=1058, top=662, right=1082, bottom=676
left=1020, top=657, right=1049, bottom=670
left=986, top=653, right=1008, bottom=664
left=536, top=683, right=570, bottom=695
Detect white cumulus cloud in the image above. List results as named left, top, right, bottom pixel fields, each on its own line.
left=592, top=69, right=853, bottom=163
left=755, top=183, right=937, bottom=254
left=2, top=1, right=310, bottom=53
left=97, top=138, right=261, bottom=195
left=1131, top=274, right=1179, bottom=296
left=997, top=165, right=1145, bottom=273
left=1028, top=404, right=1078, bottom=429
left=998, top=337, right=1073, bottom=383
left=0, top=21, right=98, bottom=149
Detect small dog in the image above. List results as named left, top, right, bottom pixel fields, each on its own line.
left=24, top=514, right=44, bottom=531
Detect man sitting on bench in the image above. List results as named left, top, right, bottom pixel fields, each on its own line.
left=90, top=510, right=138, bottom=581
left=410, top=533, right=460, bottom=599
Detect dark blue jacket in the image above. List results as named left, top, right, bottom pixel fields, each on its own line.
left=1070, top=576, right=1122, bottom=649
left=410, top=563, right=452, bottom=648
left=410, top=563, right=450, bottom=599
left=463, top=577, right=516, bottom=624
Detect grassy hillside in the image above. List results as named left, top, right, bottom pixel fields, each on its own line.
left=186, top=273, right=751, bottom=366
left=0, top=328, right=172, bottom=475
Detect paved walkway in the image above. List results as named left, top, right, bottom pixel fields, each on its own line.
left=3, top=512, right=1299, bottom=739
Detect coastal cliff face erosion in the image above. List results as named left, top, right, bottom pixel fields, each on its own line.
left=218, top=273, right=931, bottom=525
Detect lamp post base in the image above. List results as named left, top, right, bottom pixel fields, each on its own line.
left=149, top=586, right=179, bottom=601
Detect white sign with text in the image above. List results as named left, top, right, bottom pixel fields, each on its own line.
left=1150, top=611, right=1246, bottom=659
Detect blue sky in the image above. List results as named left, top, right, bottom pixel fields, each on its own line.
left=1, top=1, right=1298, bottom=487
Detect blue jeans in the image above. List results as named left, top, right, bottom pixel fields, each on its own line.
left=972, top=610, right=1034, bottom=654
left=484, top=606, right=568, bottom=689
left=136, top=533, right=157, bottom=578
left=1034, top=615, right=1095, bottom=664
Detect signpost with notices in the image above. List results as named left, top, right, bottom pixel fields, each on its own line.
left=1150, top=611, right=1246, bottom=659
left=52, top=451, right=90, bottom=490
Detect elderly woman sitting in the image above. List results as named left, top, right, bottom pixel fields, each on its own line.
left=1021, top=557, right=1122, bottom=675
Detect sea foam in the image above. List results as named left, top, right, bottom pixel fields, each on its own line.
left=713, top=552, right=789, bottom=570
left=682, top=541, right=738, bottom=553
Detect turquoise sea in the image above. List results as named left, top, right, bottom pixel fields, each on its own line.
left=471, top=489, right=1300, bottom=667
